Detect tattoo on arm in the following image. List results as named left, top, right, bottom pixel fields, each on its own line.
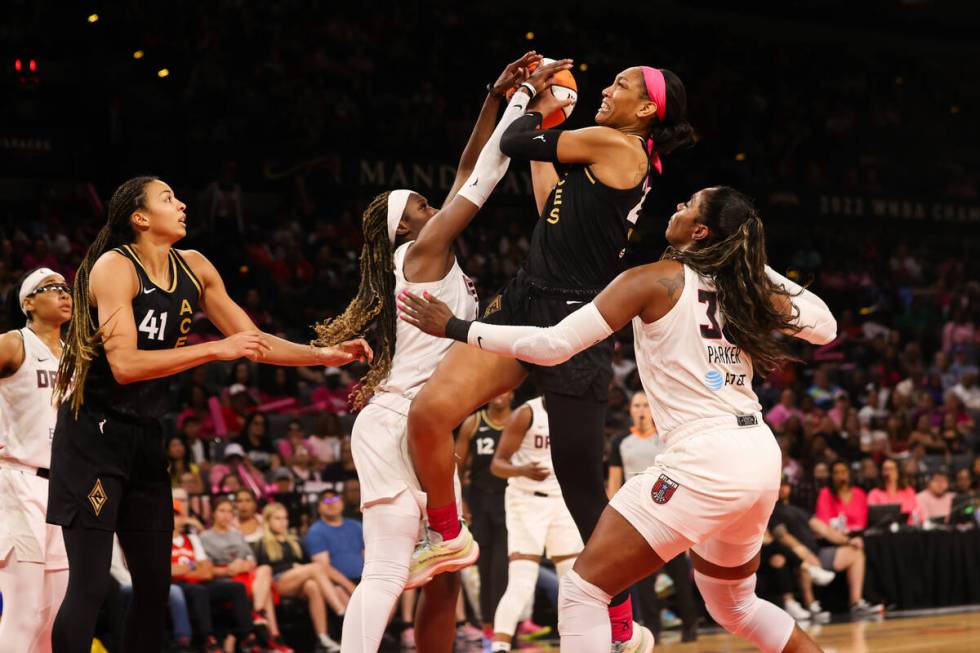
left=657, top=270, right=685, bottom=301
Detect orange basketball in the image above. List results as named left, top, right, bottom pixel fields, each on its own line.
left=505, top=57, right=578, bottom=128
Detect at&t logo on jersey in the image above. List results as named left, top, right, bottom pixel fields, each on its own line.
left=704, top=369, right=724, bottom=391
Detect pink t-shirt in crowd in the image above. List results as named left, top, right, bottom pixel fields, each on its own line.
left=868, top=486, right=923, bottom=525
left=916, top=490, right=953, bottom=522
left=815, top=486, right=868, bottom=532
left=765, top=404, right=804, bottom=431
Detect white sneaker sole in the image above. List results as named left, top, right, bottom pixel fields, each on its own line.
left=405, top=539, right=480, bottom=589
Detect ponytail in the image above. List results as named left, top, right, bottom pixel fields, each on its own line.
left=647, top=69, right=696, bottom=157
left=313, top=191, right=398, bottom=410
left=55, top=176, right=157, bottom=414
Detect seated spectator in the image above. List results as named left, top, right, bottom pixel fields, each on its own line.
left=941, top=391, right=976, bottom=437
left=260, top=366, right=300, bottom=410
left=270, top=466, right=296, bottom=494
left=766, top=389, right=804, bottom=433
left=110, top=535, right=194, bottom=652
left=211, top=443, right=269, bottom=497
left=341, top=479, right=362, bottom=519
left=857, top=457, right=880, bottom=491
left=305, top=490, right=363, bottom=592
left=201, top=498, right=293, bottom=652
left=289, top=445, right=322, bottom=486
left=815, top=461, right=868, bottom=531
left=226, top=361, right=260, bottom=402
left=938, top=413, right=967, bottom=455
left=857, top=386, right=888, bottom=427
left=240, top=412, right=276, bottom=470
left=307, top=415, right=342, bottom=465
left=277, top=419, right=313, bottom=464
left=907, top=414, right=946, bottom=454
left=868, top=458, right=923, bottom=525
left=234, top=489, right=264, bottom=546
left=917, top=469, right=954, bottom=523
left=951, top=371, right=980, bottom=412
left=807, top=367, right=840, bottom=408
left=170, top=501, right=263, bottom=653
left=321, top=437, right=357, bottom=483
left=180, top=470, right=206, bottom=498
left=770, top=478, right=883, bottom=618
left=167, top=436, right=204, bottom=491
left=255, top=502, right=347, bottom=652
left=177, top=385, right=217, bottom=439
left=179, top=413, right=211, bottom=468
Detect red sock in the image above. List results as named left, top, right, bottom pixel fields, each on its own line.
left=426, top=503, right=461, bottom=541
left=608, top=597, right=634, bottom=643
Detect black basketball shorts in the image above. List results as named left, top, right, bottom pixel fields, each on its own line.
left=47, top=402, right=173, bottom=533
left=481, top=269, right=613, bottom=402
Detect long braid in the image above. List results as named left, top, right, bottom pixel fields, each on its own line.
left=664, top=186, right=802, bottom=375
left=55, top=176, right=157, bottom=414
left=313, top=192, right=397, bottom=409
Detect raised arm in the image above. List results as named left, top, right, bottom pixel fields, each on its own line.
left=444, top=51, right=541, bottom=205
left=490, top=405, right=549, bottom=481
left=766, top=266, right=837, bottom=345
left=181, top=250, right=371, bottom=367
left=398, top=260, right=683, bottom=366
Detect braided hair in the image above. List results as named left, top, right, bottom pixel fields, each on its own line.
left=313, top=192, right=397, bottom=409
left=663, top=186, right=802, bottom=374
left=55, top=176, right=157, bottom=414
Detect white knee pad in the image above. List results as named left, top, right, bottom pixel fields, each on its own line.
left=493, top=559, right=539, bottom=635
left=558, top=570, right=612, bottom=652
left=694, top=571, right=794, bottom=653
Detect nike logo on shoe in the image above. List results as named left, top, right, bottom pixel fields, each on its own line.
left=533, top=135, right=546, bottom=142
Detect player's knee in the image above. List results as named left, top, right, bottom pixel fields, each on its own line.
left=362, top=558, right=409, bottom=596
left=407, top=394, right=455, bottom=436
left=695, top=571, right=793, bottom=653
left=504, top=559, right=538, bottom=599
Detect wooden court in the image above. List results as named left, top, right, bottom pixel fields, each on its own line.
left=507, top=609, right=980, bottom=653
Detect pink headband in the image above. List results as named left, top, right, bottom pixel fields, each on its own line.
left=641, top=66, right=667, bottom=178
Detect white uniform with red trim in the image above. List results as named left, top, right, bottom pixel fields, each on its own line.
left=608, top=265, right=781, bottom=567
left=352, top=242, right=478, bottom=509
left=505, top=397, right=582, bottom=556
left=0, top=328, right=67, bottom=568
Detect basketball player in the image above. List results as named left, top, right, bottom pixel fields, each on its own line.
left=488, top=396, right=586, bottom=652
left=405, top=64, right=694, bottom=648
left=0, top=269, right=72, bottom=652
left=455, top=392, right=513, bottom=637
left=399, top=186, right=836, bottom=652
left=46, top=176, right=372, bottom=653
left=312, top=53, right=571, bottom=653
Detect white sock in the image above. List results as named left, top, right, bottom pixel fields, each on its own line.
left=558, top=569, right=611, bottom=653
left=341, top=492, right=420, bottom=653
left=491, top=642, right=511, bottom=652
left=493, top=559, right=539, bottom=637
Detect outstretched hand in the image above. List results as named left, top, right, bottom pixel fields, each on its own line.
left=490, top=51, right=543, bottom=97
left=314, top=338, right=374, bottom=366
left=397, top=290, right=454, bottom=338
left=524, top=58, right=573, bottom=95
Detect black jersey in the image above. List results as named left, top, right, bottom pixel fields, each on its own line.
left=467, top=409, right=508, bottom=494
left=83, top=245, right=202, bottom=420
left=526, top=163, right=649, bottom=288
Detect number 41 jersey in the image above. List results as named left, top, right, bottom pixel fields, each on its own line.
left=84, top=245, right=202, bottom=419
left=632, top=264, right=761, bottom=435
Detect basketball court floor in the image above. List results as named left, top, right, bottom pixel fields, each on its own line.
left=484, top=608, right=980, bottom=653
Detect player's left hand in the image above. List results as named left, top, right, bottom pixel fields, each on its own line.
left=491, top=51, right=543, bottom=97
left=315, top=338, right=373, bottom=366
left=397, top=290, right=454, bottom=338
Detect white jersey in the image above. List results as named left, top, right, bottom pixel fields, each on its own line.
left=0, top=328, right=59, bottom=469
left=509, top=397, right=561, bottom=495
left=373, top=242, right=479, bottom=406
left=632, top=265, right=761, bottom=436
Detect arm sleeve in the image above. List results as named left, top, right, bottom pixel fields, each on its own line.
left=456, top=91, right=534, bottom=208
left=499, top=112, right=562, bottom=162
left=765, top=266, right=838, bottom=345
left=464, top=302, right=614, bottom=366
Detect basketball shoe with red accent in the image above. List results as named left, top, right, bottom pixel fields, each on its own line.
left=406, top=521, right=479, bottom=588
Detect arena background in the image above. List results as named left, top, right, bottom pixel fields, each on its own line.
left=2, top=1, right=980, bottom=651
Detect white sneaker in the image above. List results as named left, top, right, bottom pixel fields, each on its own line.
left=806, top=563, right=836, bottom=586
left=850, top=599, right=884, bottom=617
left=784, top=598, right=812, bottom=622
left=406, top=522, right=479, bottom=589
left=808, top=600, right=831, bottom=622
left=611, top=623, right=654, bottom=653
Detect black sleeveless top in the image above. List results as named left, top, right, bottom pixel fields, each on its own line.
left=526, top=162, right=649, bottom=288
left=467, top=409, right=508, bottom=494
left=83, top=245, right=203, bottom=420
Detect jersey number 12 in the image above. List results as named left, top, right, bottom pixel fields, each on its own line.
left=475, top=437, right=495, bottom=455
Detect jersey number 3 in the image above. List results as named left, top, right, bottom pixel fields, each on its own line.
left=698, top=290, right=722, bottom=339
left=139, top=309, right=169, bottom=341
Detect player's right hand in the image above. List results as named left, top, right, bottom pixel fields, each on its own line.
left=214, top=330, right=271, bottom=362
left=524, top=58, right=573, bottom=95
left=397, top=290, right=454, bottom=338
left=522, top=461, right=550, bottom=482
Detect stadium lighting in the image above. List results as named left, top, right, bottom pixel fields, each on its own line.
left=735, top=152, right=747, bottom=161
left=579, top=63, right=588, bottom=72
left=88, top=14, right=99, bottom=24
left=133, top=50, right=145, bottom=59
left=157, top=68, right=170, bottom=78
left=525, top=31, right=534, bottom=40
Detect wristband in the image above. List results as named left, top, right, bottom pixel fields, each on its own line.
left=445, top=317, right=473, bottom=343
left=486, top=82, right=503, bottom=98
left=518, top=82, right=537, bottom=99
